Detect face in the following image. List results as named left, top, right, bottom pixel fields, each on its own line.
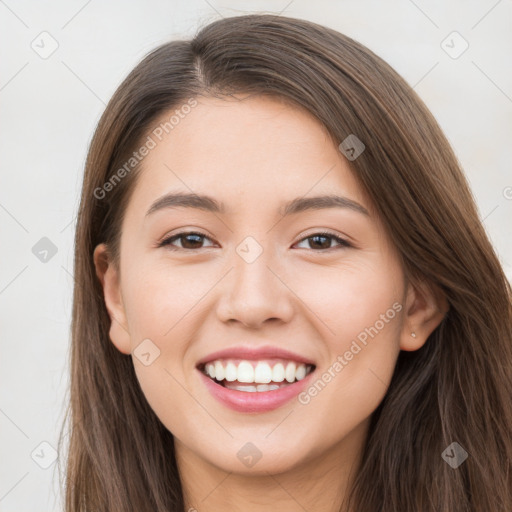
left=95, top=94, right=439, bottom=476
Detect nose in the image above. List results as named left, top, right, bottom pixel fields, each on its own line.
left=215, top=244, right=294, bottom=329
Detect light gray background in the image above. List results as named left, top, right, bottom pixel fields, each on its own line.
left=1, top=1, right=511, bottom=510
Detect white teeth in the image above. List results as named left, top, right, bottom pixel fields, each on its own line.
left=203, top=359, right=312, bottom=385
left=225, top=362, right=237, bottom=382
left=285, top=362, right=296, bottom=383
left=254, top=362, right=272, bottom=383
left=214, top=361, right=225, bottom=381
left=295, top=364, right=306, bottom=381
left=224, top=382, right=286, bottom=392
left=237, top=361, right=254, bottom=383
left=272, top=363, right=285, bottom=382
left=233, top=385, right=257, bottom=392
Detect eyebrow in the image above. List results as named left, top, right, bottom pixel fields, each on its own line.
left=145, top=192, right=369, bottom=218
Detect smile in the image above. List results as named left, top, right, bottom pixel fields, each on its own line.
left=200, top=359, right=315, bottom=392
left=197, top=359, right=316, bottom=413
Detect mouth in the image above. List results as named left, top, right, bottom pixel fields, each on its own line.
left=196, top=357, right=317, bottom=412
left=198, top=359, right=316, bottom=392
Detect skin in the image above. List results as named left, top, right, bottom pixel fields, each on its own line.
left=94, top=94, right=446, bottom=512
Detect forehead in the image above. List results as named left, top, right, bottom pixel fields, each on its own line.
left=126, top=94, right=371, bottom=217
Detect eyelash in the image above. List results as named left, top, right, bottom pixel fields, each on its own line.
left=157, top=230, right=352, bottom=252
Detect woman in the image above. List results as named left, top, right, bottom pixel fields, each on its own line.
left=58, top=14, right=512, bottom=511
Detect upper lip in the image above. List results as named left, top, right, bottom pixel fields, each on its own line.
left=196, top=345, right=316, bottom=367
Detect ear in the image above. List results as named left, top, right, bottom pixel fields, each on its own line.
left=400, top=276, right=449, bottom=351
left=93, top=243, right=132, bottom=355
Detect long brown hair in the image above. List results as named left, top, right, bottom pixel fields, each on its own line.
left=58, top=14, right=512, bottom=511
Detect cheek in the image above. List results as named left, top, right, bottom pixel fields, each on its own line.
left=122, top=260, right=207, bottom=346
left=293, top=256, right=403, bottom=350
left=295, top=259, right=403, bottom=421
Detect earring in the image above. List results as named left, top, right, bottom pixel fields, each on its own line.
left=411, top=332, right=416, bottom=338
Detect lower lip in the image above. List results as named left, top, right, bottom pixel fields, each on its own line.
left=198, top=369, right=315, bottom=413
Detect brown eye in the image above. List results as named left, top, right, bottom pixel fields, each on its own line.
left=295, top=232, right=351, bottom=251
left=159, top=232, right=214, bottom=250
